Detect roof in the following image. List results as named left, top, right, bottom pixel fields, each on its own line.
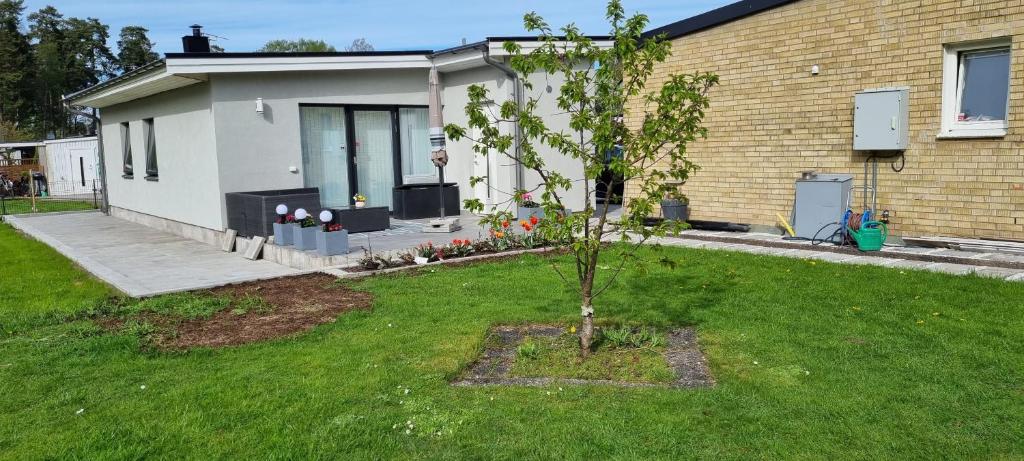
left=644, top=0, right=801, bottom=40
left=163, top=50, right=434, bottom=59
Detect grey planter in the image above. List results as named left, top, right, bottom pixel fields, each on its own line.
left=316, top=229, right=349, bottom=256
left=661, top=199, right=689, bottom=222
left=517, top=206, right=544, bottom=220
left=272, top=222, right=293, bottom=246
left=292, top=224, right=318, bottom=250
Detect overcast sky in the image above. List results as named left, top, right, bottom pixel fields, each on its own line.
left=20, top=0, right=734, bottom=53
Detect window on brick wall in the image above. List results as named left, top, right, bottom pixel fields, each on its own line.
left=940, top=39, right=1012, bottom=138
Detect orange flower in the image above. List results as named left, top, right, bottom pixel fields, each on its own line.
left=495, top=231, right=505, bottom=238
left=501, top=220, right=510, bottom=228
left=519, top=220, right=528, bottom=227
left=523, top=223, right=533, bottom=232
left=529, top=215, right=539, bottom=225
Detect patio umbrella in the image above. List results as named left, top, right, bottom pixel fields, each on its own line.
left=428, top=67, right=448, bottom=219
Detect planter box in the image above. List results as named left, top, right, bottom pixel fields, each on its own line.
left=392, top=183, right=460, bottom=219
left=225, top=188, right=321, bottom=238
left=272, top=222, right=293, bottom=246
left=327, top=206, right=390, bottom=233
left=661, top=199, right=689, bottom=222
left=292, top=225, right=318, bottom=250
left=316, top=229, right=349, bottom=256
left=517, top=206, right=543, bottom=220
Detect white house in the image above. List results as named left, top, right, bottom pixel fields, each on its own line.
left=66, top=27, right=609, bottom=243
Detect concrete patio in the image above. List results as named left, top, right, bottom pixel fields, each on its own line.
left=4, top=211, right=302, bottom=297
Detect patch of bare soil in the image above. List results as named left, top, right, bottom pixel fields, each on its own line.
left=107, top=274, right=372, bottom=350
left=452, top=324, right=714, bottom=389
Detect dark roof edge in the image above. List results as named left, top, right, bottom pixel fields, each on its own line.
left=163, top=50, right=434, bottom=59
left=642, top=0, right=801, bottom=40
left=64, top=59, right=166, bottom=102
left=486, top=35, right=613, bottom=42
left=430, top=40, right=488, bottom=57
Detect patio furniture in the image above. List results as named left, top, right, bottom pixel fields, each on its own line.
left=225, top=188, right=321, bottom=238
left=391, top=183, right=459, bottom=220
left=326, top=205, right=390, bottom=233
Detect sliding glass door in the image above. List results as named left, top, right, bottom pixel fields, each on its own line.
left=299, top=106, right=350, bottom=208
left=353, top=110, right=395, bottom=209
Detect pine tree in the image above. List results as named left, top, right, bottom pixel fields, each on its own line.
left=116, top=26, right=159, bottom=72
left=0, top=0, right=34, bottom=129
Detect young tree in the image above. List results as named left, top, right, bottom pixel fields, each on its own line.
left=345, top=38, right=373, bottom=52
left=259, top=38, right=336, bottom=53
left=0, top=0, right=34, bottom=127
left=116, top=26, right=159, bottom=72
left=445, top=0, right=717, bottom=354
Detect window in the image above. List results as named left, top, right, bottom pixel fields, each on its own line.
left=143, top=118, right=158, bottom=179
left=120, top=122, right=133, bottom=177
left=398, top=107, right=436, bottom=184
left=941, top=39, right=1012, bottom=138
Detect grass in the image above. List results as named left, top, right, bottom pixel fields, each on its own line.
left=0, top=224, right=113, bottom=335
left=0, top=197, right=97, bottom=215
left=509, top=331, right=676, bottom=383
left=1, top=223, right=1023, bottom=458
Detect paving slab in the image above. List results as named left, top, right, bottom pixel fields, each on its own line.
left=4, top=212, right=301, bottom=297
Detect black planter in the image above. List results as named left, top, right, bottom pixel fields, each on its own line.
left=392, top=183, right=460, bottom=220
left=661, top=199, right=689, bottom=222
left=225, top=188, right=321, bottom=237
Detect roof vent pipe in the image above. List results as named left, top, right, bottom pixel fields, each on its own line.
left=182, top=24, right=211, bottom=53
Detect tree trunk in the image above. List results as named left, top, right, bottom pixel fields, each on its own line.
left=579, top=295, right=595, bottom=356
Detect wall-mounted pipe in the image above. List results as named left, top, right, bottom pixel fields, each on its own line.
left=479, top=45, right=524, bottom=193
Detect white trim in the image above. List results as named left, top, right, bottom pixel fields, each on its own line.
left=165, top=54, right=433, bottom=74
left=939, top=38, right=1012, bottom=139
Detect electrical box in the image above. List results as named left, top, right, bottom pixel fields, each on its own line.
left=853, top=88, right=908, bottom=151
left=793, top=174, right=853, bottom=240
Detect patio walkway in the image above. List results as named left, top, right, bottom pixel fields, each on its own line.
left=4, top=211, right=302, bottom=297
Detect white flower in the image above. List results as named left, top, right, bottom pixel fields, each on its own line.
left=404, top=388, right=410, bottom=395
left=405, top=429, right=411, bottom=435
left=75, top=408, right=84, bottom=415
left=753, top=361, right=759, bottom=365
left=140, top=385, right=146, bottom=390
left=388, top=323, right=393, bottom=328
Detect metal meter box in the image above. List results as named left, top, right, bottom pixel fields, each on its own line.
left=853, top=88, right=909, bottom=151
left=793, top=174, right=853, bottom=240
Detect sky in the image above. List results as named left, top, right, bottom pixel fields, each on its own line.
left=20, top=0, right=735, bottom=53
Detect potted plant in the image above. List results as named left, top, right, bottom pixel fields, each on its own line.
left=517, top=193, right=543, bottom=220
left=272, top=204, right=295, bottom=245
left=291, top=208, right=318, bottom=250
left=353, top=193, right=367, bottom=208
left=660, top=184, right=689, bottom=223
left=315, top=210, right=348, bottom=256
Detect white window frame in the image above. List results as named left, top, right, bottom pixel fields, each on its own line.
left=939, top=38, right=1012, bottom=139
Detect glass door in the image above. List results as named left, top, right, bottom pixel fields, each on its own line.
left=353, top=110, right=395, bottom=209
left=300, top=106, right=350, bottom=208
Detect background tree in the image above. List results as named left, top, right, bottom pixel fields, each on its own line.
left=116, top=26, right=159, bottom=72
left=345, top=38, right=373, bottom=52
left=259, top=38, right=336, bottom=53
left=0, top=0, right=34, bottom=128
left=445, top=0, right=717, bottom=354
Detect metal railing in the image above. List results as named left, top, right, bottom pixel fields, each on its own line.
left=0, top=172, right=103, bottom=216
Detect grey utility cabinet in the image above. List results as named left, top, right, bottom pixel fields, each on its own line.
left=793, top=174, right=853, bottom=240
left=853, top=88, right=909, bottom=151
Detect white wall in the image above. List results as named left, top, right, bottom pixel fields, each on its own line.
left=100, top=83, right=222, bottom=229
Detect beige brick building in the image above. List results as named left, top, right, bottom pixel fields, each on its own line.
left=626, top=0, right=1023, bottom=240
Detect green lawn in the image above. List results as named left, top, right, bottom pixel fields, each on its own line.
left=0, top=197, right=97, bottom=215
left=1, top=223, right=1023, bottom=458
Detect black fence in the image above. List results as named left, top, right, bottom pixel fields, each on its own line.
left=0, top=173, right=103, bottom=216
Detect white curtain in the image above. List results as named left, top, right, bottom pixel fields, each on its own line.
left=300, top=107, right=349, bottom=208
left=399, top=108, right=435, bottom=183
left=354, top=111, right=395, bottom=209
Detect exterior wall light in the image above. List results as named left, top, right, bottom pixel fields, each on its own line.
left=256, top=97, right=264, bottom=114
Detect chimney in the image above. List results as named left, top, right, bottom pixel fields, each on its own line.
left=181, top=24, right=211, bottom=53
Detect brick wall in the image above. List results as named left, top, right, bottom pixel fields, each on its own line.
left=625, top=0, right=1024, bottom=239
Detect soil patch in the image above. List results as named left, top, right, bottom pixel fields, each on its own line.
left=452, top=324, right=714, bottom=389
left=102, top=274, right=372, bottom=349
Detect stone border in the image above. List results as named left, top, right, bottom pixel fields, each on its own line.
left=451, top=325, right=715, bottom=389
